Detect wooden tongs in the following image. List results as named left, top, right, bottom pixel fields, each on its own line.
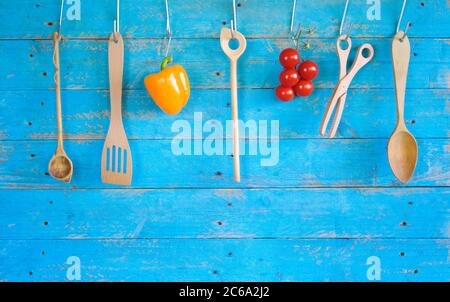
left=320, top=35, right=374, bottom=138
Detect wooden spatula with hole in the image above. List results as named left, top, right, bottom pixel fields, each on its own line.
left=101, top=32, right=132, bottom=186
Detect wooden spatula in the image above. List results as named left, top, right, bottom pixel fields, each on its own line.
left=101, top=32, right=132, bottom=186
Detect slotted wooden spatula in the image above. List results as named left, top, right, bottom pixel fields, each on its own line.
left=101, top=32, right=132, bottom=186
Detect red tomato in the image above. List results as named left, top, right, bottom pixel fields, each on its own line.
left=298, top=60, right=319, bottom=80
left=279, top=69, right=300, bottom=87
left=279, top=48, right=300, bottom=68
left=275, top=85, right=295, bottom=102
left=294, top=80, right=314, bottom=97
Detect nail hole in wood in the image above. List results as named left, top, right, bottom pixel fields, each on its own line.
left=46, top=22, right=54, bottom=26
left=29, top=271, right=33, bottom=276
left=413, top=269, right=418, bottom=274
left=217, top=221, right=223, bottom=226
left=28, top=121, right=32, bottom=126
left=400, top=221, right=407, bottom=227
left=400, top=252, right=405, bottom=256
left=212, top=270, right=219, bottom=274
left=42, top=72, right=47, bottom=76
left=43, top=221, right=48, bottom=226
left=30, top=154, right=36, bottom=158
left=215, top=171, right=222, bottom=176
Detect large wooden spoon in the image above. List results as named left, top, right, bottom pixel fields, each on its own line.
left=220, top=28, right=247, bottom=182
left=387, top=31, right=418, bottom=183
left=48, top=32, right=73, bottom=183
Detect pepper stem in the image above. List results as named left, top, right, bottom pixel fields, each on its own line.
left=161, top=56, right=173, bottom=71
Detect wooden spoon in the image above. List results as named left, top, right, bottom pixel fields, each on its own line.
left=387, top=31, right=418, bottom=183
left=220, top=28, right=247, bottom=183
left=48, top=32, right=73, bottom=183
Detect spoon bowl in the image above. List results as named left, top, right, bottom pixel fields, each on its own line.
left=387, top=130, right=418, bottom=183
left=48, top=152, right=73, bottom=183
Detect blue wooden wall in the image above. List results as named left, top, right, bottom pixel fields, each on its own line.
left=0, top=0, right=448, bottom=281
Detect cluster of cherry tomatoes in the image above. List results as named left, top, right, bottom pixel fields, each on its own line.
left=275, top=48, right=319, bottom=102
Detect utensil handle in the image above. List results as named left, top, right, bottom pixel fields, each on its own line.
left=346, top=44, right=374, bottom=80
left=53, top=32, right=64, bottom=151
left=108, top=33, right=124, bottom=125
left=336, top=35, right=351, bottom=78
left=392, top=31, right=410, bottom=129
left=230, top=59, right=240, bottom=182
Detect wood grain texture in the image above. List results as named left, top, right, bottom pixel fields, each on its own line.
left=0, top=0, right=448, bottom=282
left=1, top=89, right=448, bottom=140
left=0, top=38, right=448, bottom=90
left=0, top=188, right=448, bottom=240
left=0, top=239, right=448, bottom=282
left=0, top=0, right=448, bottom=39
left=0, top=139, right=448, bottom=189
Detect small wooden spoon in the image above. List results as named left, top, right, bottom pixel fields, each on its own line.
left=48, top=32, right=73, bottom=183
left=220, top=28, right=247, bottom=182
left=387, top=31, right=417, bottom=183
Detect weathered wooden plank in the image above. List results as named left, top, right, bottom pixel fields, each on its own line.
left=0, top=89, right=448, bottom=141
left=0, top=239, right=448, bottom=281
left=0, top=139, right=447, bottom=188
left=0, top=0, right=448, bottom=39
left=0, top=38, right=448, bottom=90
left=0, top=188, right=448, bottom=240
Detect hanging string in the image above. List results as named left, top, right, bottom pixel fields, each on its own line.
left=396, top=0, right=411, bottom=38
left=289, top=0, right=297, bottom=36
left=289, top=0, right=302, bottom=47
left=339, top=0, right=350, bottom=36
left=54, top=0, right=65, bottom=86
left=113, top=0, right=120, bottom=42
left=396, top=0, right=407, bottom=33
left=230, top=0, right=237, bottom=37
left=57, top=0, right=64, bottom=40
left=164, top=0, right=172, bottom=57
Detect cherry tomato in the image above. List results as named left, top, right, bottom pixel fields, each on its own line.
left=298, top=60, right=319, bottom=80
left=294, top=80, right=314, bottom=97
left=275, top=85, right=295, bottom=102
left=279, top=48, right=300, bottom=68
left=279, top=69, right=300, bottom=87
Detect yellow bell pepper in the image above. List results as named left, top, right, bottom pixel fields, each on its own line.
left=144, top=57, right=190, bottom=115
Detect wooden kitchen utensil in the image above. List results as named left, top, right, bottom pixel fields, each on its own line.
left=387, top=31, right=418, bottom=183
left=220, top=27, right=247, bottom=183
left=320, top=39, right=374, bottom=138
left=101, top=32, right=132, bottom=186
left=48, top=32, right=73, bottom=183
